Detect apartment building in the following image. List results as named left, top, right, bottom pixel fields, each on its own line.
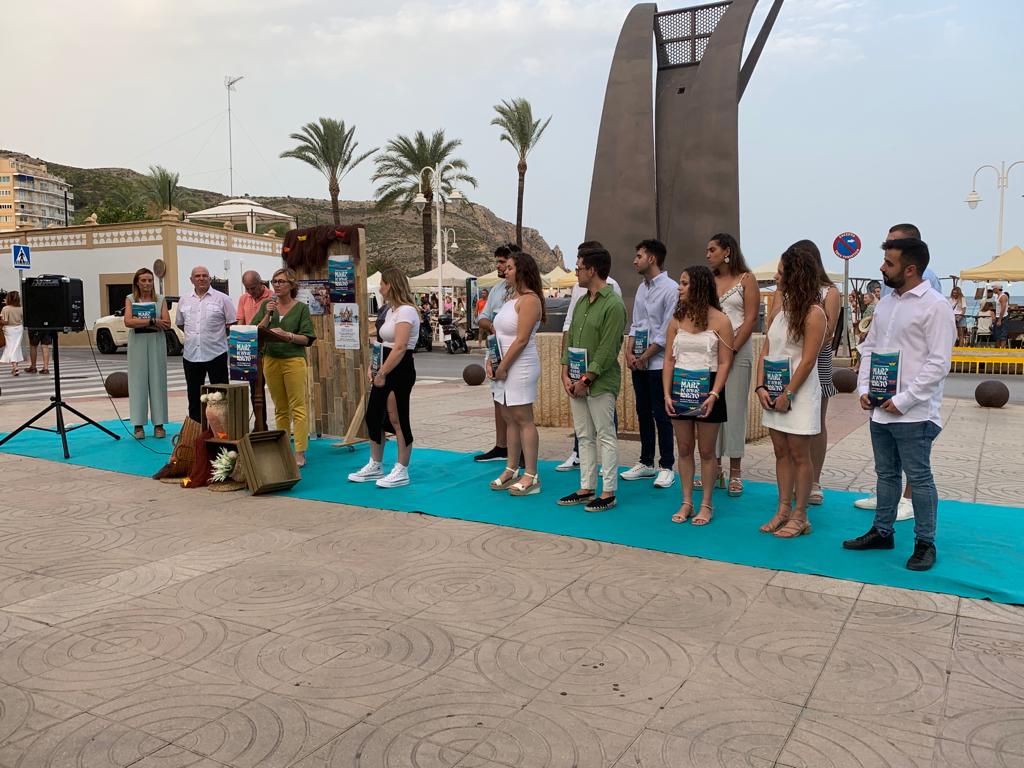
left=0, top=156, right=74, bottom=231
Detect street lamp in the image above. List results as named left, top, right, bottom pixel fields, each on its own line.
left=434, top=227, right=459, bottom=318
left=415, top=165, right=465, bottom=334
left=965, top=160, right=1024, bottom=255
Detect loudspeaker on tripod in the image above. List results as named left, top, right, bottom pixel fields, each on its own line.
left=23, top=275, right=85, bottom=332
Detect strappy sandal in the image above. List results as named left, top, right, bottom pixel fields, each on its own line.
left=671, top=501, right=694, bottom=523
left=808, top=485, right=824, bottom=506
left=509, top=472, right=541, bottom=497
left=692, top=504, right=713, bottom=526
left=774, top=516, right=812, bottom=538
left=693, top=469, right=724, bottom=490
left=759, top=505, right=791, bottom=534
left=728, top=476, right=743, bottom=497
left=490, top=466, right=519, bottom=491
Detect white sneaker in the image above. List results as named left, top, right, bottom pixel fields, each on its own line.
left=896, top=497, right=915, bottom=522
left=376, top=464, right=410, bottom=488
left=853, top=495, right=877, bottom=510
left=348, top=460, right=384, bottom=483
left=555, top=452, right=580, bottom=472
left=620, top=463, right=657, bottom=481
left=653, top=469, right=676, bottom=489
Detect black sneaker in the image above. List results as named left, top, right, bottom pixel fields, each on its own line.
left=584, top=495, right=617, bottom=513
left=842, top=528, right=895, bottom=551
left=474, top=446, right=508, bottom=462
left=906, top=541, right=936, bottom=571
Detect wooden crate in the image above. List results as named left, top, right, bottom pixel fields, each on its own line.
left=238, top=430, right=301, bottom=495
left=201, top=383, right=250, bottom=440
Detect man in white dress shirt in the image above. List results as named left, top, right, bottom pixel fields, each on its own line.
left=843, top=237, right=954, bottom=571
left=176, top=265, right=237, bottom=422
left=620, top=239, right=677, bottom=488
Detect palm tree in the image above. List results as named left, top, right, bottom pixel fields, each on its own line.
left=280, top=118, right=377, bottom=227
left=372, top=130, right=477, bottom=272
left=141, top=165, right=184, bottom=214
left=490, top=98, right=552, bottom=248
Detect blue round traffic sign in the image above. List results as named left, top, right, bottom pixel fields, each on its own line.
left=833, top=232, right=861, bottom=260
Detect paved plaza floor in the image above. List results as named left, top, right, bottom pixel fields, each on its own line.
left=0, top=377, right=1021, bottom=767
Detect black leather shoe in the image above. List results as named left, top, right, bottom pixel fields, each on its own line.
left=906, top=541, right=936, bottom=571
left=474, top=446, right=508, bottom=462
left=842, top=528, right=895, bottom=551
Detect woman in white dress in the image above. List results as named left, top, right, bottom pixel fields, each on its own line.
left=755, top=241, right=827, bottom=538
left=487, top=252, right=545, bottom=497
left=706, top=233, right=759, bottom=497
left=1, top=290, right=25, bottom=376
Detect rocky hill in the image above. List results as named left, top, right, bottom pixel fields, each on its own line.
left=2, top=150, right=561, bottom=276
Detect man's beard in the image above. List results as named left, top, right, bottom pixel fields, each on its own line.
left=882, top=273, right=904, bottom=290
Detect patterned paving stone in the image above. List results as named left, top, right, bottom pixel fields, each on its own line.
left=344, top=562, right=499, bottom=618
left=682, top=642, right=823, bottom=707
left=366, top=671, right=528, bottom=753
left=192, top=632, right=342, bottom=692
left=541, top=579, right=653, bottom=622
left=615, top=728, right=773, bottom=768
left=90, top=668, right=262, bottom=742
left=581, top=548, right=688, bottom=595
left=776, top=709, right=936, bottom=768
left=0, top=684, right=80, bottom=750
left=958, top=598, right=1024, bottom=627
left=951, top=647, right=1024, bottom=706
left=806, top=633, right=947, bottom=724
left=767, top=571, right=863, bottom=599
left=441, top=636, right=585, bottom=701
left=176, top=691, right=359, bottom=768
left=0, top=712, right=166, bottom=768
left=32, top=552, right=154, bottom=584
left=0, top=568, right=69, bottom=609
left=292, top=721, right=468, bottom=768
left=955, top=617, right=1024, bottom=658
left=62, top=606, right=263, bottom=665
left=626, top=580, right=756, bottom=642
left=842, top=603, right=955, bottom=659
left=943, top=655, right=1024, bottom=756
left=533, top=624, right=704, bottom=734
left=130, top=744, right=229, bottom=768
left=932, top=738, right=1022, bottom=768
left=646, top=682, right=801, bottom=764
left=0, top=627, right=115, bottom=686
left=857, top=584, right=959, bottom=615
left=460, top=528, right=608, bottom=572
left=469, top=699, right=634, bottom=768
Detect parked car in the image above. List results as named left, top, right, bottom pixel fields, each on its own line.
left=93, top=296, right=184, bottom=355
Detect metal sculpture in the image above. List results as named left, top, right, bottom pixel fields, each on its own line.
left=585, top=1, right=784, bottom=310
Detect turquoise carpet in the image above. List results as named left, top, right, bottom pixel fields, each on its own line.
left=2, top=420, right=1021, bottom=605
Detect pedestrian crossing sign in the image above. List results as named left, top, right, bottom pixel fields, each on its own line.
left=12, top=244, right=31, bottom=270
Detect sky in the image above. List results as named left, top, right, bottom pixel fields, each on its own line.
left=5, top=0, right=1024, bottom=284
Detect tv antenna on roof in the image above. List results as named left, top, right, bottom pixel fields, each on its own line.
left=225, top=75, right=245, bottom=196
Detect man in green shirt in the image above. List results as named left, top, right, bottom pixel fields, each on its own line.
left=558, top=242, right=628, bottom=512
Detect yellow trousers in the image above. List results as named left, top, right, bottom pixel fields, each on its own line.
left=264, top=356, right=309, bottom=451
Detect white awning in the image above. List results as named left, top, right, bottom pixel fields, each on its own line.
left=185, top=198, right=297, bottom=234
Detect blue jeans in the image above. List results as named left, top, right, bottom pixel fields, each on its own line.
left=632, top=369, right=675, bottom=469
left=870, top=419, right=942, bottom=544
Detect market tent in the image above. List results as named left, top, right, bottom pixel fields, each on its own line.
left=750, top=258, right=843, bottom=284
left=959, top=245, right=1024, bottom=282
left=544, top=265, right=573, bottom=286
left=185, top=198, right=296, bottom=234
left=476, top=270, right=502, bottom=288
left=408, top=260, right=476, bottom=289
left=366, top=271, right=381, bottom=293
left=555, top=270, right=580, bottom=289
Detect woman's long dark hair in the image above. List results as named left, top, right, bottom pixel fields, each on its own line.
left=674, top=265, right=721, bottom=330
left=710, top=233, right=750, bottom=277
left=778, top=240, right=823, bottom=343
left=512, top=252, right=547, bottom=322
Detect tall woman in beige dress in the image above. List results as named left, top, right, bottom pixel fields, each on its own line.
left=755, top=241, right=827, bottom=539
left=706, top=233, right=759, bottom=497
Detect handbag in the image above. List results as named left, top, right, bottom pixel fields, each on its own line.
left=152, top=417, right=203, bottom=480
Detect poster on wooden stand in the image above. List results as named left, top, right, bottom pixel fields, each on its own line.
left=293, top=228, right=370, bottom=449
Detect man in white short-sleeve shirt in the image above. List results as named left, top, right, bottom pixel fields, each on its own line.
left=176, top=265, right=237, bottom=422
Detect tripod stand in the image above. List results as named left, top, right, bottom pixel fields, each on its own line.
left=0, top=333, right=119, bottom=459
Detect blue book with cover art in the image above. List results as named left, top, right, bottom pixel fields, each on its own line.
left=228, top=325, right=258, bottom=382
left=132, top=302, right=156, bottom=320
left=486, top=334, right=502, bottom=376
left=868, top=349, right=901, bottom=407
left=567, top=347, right=589, bottom=382
left=672, top=367, right=710, bottom=413
left=370, top=342, right=383, bottom=378
left=632, top=329, right=649, bottom=357
left=763, top=356, right=792, bottom=401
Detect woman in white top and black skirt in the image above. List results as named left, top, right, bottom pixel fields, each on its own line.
left=756, top=242, right=828, bottom=538
left=348, top=268, right=420, bottom=489
left=663, top=266, right=735, bottom=526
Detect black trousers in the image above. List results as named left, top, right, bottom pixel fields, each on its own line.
left=632, top=368, right=675, bottom=469
left=183, top=352, right=229, bottom=422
